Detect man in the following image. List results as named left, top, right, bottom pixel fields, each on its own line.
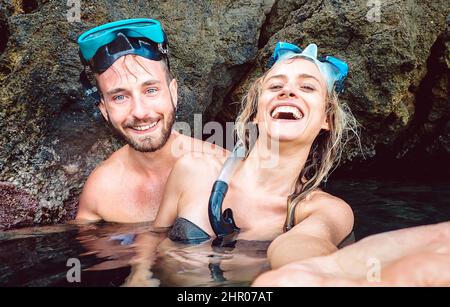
left=75, top=18, right=226, bottom=223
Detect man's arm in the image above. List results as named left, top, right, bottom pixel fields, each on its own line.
left=75, top=172, right=103, bottom=222
left=267, top=191, right=354, bottom=269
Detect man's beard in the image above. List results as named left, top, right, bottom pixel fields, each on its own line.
left=108, top=107, right=176, bottom=153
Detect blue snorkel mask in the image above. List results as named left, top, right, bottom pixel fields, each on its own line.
left=77, top=18, right=169, bottom=101
left=268, top=42, right=348, bottom=94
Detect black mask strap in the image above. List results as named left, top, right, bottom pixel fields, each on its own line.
left=79, top=67, right=101, bottom=102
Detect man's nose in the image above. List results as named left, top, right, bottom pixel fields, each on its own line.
left=130, top=96, right=150, bottom=120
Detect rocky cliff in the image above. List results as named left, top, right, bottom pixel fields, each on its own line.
left=0, top=0, right=448, bottom=229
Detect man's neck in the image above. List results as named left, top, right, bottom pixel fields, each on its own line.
left=126, top=131, right=179, bottom=177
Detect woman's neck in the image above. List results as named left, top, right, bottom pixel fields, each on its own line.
left=237, top=138, right=311, bottom=196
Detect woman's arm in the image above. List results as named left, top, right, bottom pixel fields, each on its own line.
left=254, top=221, right=450, bottom=286
left=267, top=191, right=354, bottom=269
left=154, top=156, right=193, bottom=228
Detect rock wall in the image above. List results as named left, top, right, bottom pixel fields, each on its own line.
left=0, top=0, right=448, bottom=229
left=223, top=0, right=450, bottom=176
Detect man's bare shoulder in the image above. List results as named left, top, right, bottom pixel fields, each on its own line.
left=90, top=145, right=128, bottom=181
left=77, top=146, right=130, bottom=220
left=80, top=146, right=129, bottom=201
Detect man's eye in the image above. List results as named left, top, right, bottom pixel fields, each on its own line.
left=146, top=88, right=158, bottom=94
left=113, top=95, right=126, bottom=102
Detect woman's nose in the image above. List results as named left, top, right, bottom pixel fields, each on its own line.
left=278, top=87, right=297, bottom=99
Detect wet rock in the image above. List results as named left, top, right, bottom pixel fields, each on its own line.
left=222, top=0, right=450, bottom=177
left=0, top=0, right=273, bottom=227
left=0, top=182, right=38, bottom=230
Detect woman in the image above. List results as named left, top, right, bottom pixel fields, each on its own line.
left=155, top=42, right=358, bottom=269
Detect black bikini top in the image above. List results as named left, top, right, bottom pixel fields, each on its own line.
left=169, top=142, right=245, bottom=247
left=167, top=180, right=240, bottom=247
left=168, top=217, right=211, bottom=244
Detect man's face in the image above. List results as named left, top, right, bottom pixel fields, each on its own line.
left=96, top=55, right=177, bottom=153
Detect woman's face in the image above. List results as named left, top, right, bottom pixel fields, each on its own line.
left=255, top=58, right=329, bottom=146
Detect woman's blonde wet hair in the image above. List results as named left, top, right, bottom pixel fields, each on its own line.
left=235, top=55, right=359, bottom=232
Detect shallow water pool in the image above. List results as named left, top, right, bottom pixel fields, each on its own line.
left=0, top=179, right=448, bottom=286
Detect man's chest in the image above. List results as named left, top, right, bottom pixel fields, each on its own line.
left=98, top=179, right=168, bottom=223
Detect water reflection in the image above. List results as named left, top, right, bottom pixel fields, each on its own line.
left=0, top=221, right=269, bottom=286
left=153, top=239, right=270, bottom=287
left=0, top=179, right=448, bottom=286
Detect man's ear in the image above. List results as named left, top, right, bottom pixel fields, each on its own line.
left=169, top=78, right=178, bottom=108
left=98, top=98, right=109, bottom=122
left=95, top=76, right=109, bottom=122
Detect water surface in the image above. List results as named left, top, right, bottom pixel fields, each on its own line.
left=0, top=179, right=448, bottom=286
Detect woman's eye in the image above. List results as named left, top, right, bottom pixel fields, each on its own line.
left=269, top=84, right=283, bottom=90
left=301, top=84, right=316, bottom=91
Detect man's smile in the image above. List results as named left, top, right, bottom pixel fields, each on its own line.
left=126, top=119, right=160, bottom=134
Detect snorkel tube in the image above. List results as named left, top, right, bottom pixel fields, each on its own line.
left=208, top=140, right=245, bottom=247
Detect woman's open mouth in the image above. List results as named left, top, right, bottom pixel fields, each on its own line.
left=270, top=105, right=304, bottom=120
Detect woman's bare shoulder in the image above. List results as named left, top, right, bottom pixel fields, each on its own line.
left=292, top=189, right=354, bottom=245
left=174, top=133, right=230, bottom=160
left=296, top=189, right=353, bottom=222
left=172, top=151, right=227, bottom=180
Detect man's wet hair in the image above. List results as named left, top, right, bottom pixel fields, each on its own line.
left=93, top=54, right=174, bottom=100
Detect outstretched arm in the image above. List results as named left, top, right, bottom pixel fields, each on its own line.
left=75, top=174, right=102, bottom=222
left=254, top=221, right=450, bottom=286
left=267, top=191, right=354, bottom=269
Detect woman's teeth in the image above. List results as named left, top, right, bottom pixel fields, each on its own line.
left=271, top=106, right=303, bottom=120
left=133, top=121, right=158, bottom=131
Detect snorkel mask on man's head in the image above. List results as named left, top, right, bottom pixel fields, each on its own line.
left=268, top=42, right=348, bottom=94
left=77, top=18, right=170, bottom=100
